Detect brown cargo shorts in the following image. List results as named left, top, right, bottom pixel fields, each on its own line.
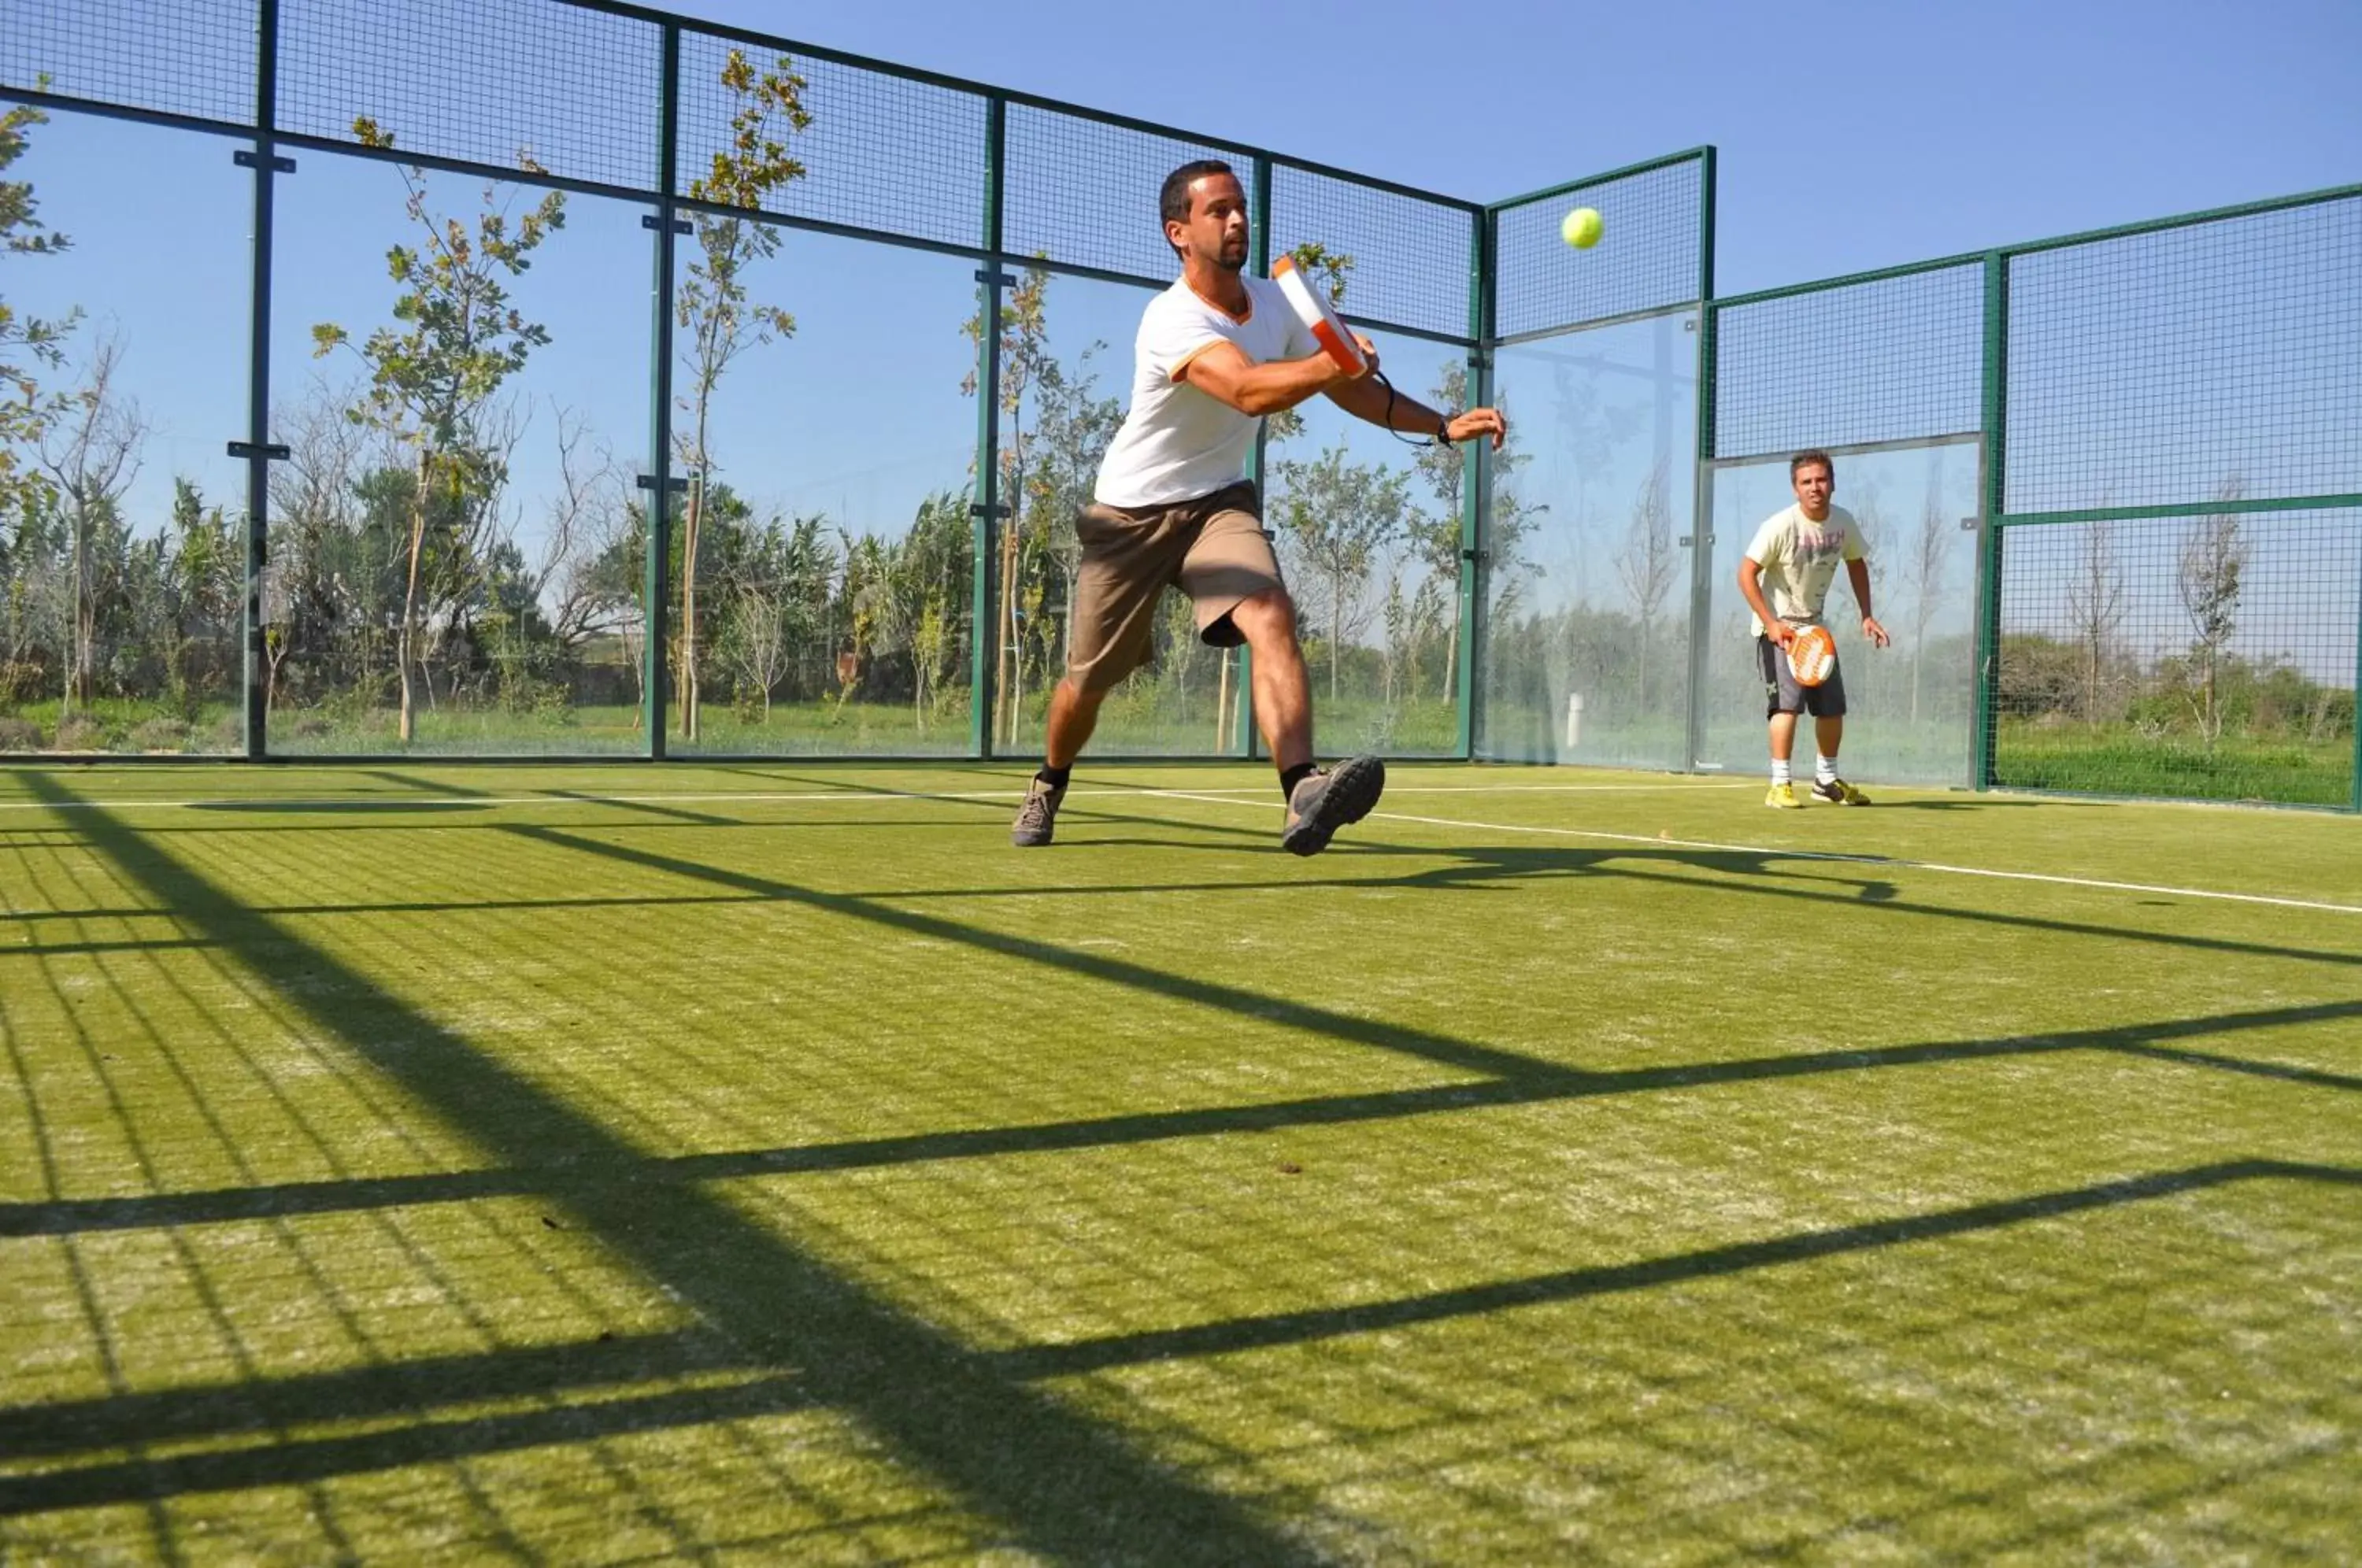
left=1068, top=479, right=1287, bottom=693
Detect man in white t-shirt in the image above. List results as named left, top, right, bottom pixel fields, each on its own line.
left=1012, top=160, right=1506, bottom=854
left=1736, top=451, right=1890, bottom=808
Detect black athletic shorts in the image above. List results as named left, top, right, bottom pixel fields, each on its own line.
left=1757, top=633, right=1847, bottom=719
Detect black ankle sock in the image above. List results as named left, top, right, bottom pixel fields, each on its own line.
left=1279, top=763, right=1317, bottom=801
left=1037, top=764, right=1072, bottom=790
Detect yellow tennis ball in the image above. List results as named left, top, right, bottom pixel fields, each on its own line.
left=1561, top=207, right=1603, bottom=250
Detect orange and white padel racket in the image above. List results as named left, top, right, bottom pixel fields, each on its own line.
left=1786, top=624, right=1838, bottom=687
left=1272, top=254, right=1369, bottom=379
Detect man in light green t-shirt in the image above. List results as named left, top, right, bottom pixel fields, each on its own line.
left=1736, top=451, right=1890, bottom=808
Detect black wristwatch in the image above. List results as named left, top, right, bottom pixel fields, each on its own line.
left=1435, top=415, right=1455, bottom=448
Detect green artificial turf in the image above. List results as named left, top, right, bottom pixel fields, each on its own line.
left=2, top=762, right=2356, bottom=1562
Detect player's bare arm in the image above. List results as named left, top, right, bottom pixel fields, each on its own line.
left=1178, top=339, right=1350, bottom=418
left=1847, top=558, right=1890, bottom=648
left=1738, top=557, right=1793, bottom=646
left=1323, top=372, right=1509, bottom=451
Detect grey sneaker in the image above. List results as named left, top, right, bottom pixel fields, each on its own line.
left=1011, top=776, right=1066, bottom=846
left=1281, top=756, right=1386, bottom=856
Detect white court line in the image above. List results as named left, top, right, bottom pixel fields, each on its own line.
left=1158, top=782, right=1755, bottom=797
left=10, top=778, right=2352, bottom=916
left=1144, top=790, right=2362, bottom=918
left=0, top=781, right=1750, bottom=815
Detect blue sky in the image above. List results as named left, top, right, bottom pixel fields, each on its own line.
left=2, top=0, right=2355, bottom=668
left=684, top=0, right=2360, bottom=290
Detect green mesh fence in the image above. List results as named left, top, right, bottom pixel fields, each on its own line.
left=1261, top=165, right=1479, bottom=756
left=1991, top=509, right=2358, bottom=806
left=1697, top=267, right=1987, bottom=787
left=1986, top=191, right=2362, bottom=806
left=1479, top=310, right=1701, bottom=771
left=1711, top=264, right=1984, bottom=462
left=1001, top=104, right=1250, bottom=286
left=0, top=0, right=257, bottom=130
left=674, top=32, right=984, bottom=250
left=1699, top=443, right=1982, bottom=790
left=2003, top=196, right=2362, bottom=516
left=280, top=0, right=661, bottom=189
left=1491, top=155, right=1705, bottom=340
left=3, top=0, right=2356, bottom=798
left=1266, top=161, right=1475, bottom=342
left=1478, top=153, right=1709, bottom=767
left=0, top=0, right=1468, bottom=760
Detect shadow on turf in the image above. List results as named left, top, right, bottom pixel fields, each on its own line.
left=9, top=1159, right=2354, bottom=1519
left=834, top=836, right=2362, bottom=974
left=186, top=799, right=491, bottom=815
left=11, top=804, right=2353, bottom=1054
left=9, top=777, right=2356, bottom=1548
left=10, top=994, right=2357, bottom=1247
left=992, top=1158, right=2362, bottom=1378
left=0, top=772, right=1328, bottom=1566
left=20, top=812, right=2353, bottom=1223
left=1869, top=801, right=2038, bottom=812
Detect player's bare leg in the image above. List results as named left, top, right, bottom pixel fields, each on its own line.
left=1044, top=678, right=1105, bottom=770
left=1228, top=590, right=1312, bottom=772
left=1229, top=588, right=1384, bottom=854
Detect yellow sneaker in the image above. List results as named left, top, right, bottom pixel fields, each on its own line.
left=1811, top=778, right=1870, bottom=806
left=1764, top=782, right=1802, bottom=809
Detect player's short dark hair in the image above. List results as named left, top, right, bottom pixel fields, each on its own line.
left=1790, top=450, right=1834, bottom=481
left=1160, top=160, right=1237, bottom=257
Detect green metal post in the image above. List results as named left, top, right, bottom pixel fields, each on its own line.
left=1457, top=203, right=1493, bottom=760
left=237, top=0, right=283, bottom=760
left=1972, top=250, right=2008, bottom=790
left=970, top=94, right=1007, bottom=760
left=1686, top=146, right=1717, bottom=774
left=642, top=24, right=683, bottom=759
left=1238, top=153, right=1273, bottom=761
left=1696, top=147, right=1717, bottom=433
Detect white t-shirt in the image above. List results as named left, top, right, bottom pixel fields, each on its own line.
left=1092, top=275, right=1319, bottom=509
left=1743, top=503, right=1865, bottom=635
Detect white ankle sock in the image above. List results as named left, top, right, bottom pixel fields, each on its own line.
left=1771, top=760, right=1791, bottom=786
left=1815, top=755, right=1838, bottom=785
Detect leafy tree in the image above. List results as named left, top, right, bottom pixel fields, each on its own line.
left=1019, top=343, right=1123, bottom=687
left=724, top=512, right=832, bottom=720
left=261, top=387, right=372, bottom=713
left=893, top=490, right=972, bottom=729
left=1273, top=441, right=1409, bottom=701
left=311, top=118, right=565, bottom=741
left=157, top=476, right=239, bottom=717
left=1, top=90, right=78, bottom=522
left=674, top=47, right=810, bottom=741
left=837, top=531, right=896, bottom=714
left=1412, top=363, right=1543, bottom=696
